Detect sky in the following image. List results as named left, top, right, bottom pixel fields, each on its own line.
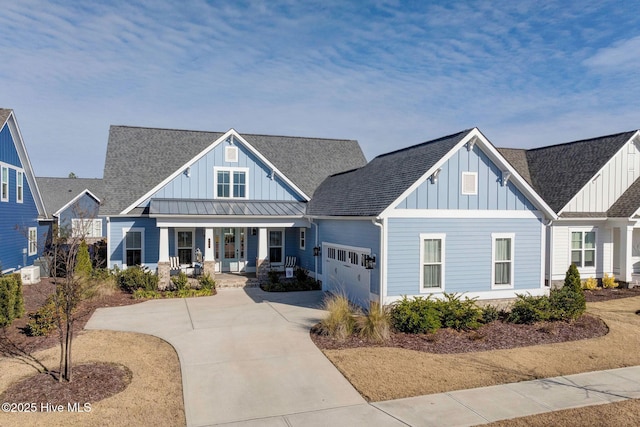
left=1, top=0, right=640, bottom=179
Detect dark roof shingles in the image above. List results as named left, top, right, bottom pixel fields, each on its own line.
left=36, top=177, right=104, bottom=216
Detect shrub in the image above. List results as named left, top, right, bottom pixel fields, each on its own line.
left=436, top=293, right=483, bottom=331
left=549, top=286, right=585, bottom=321
left=117, top=266, right=158, bottom=293
left=507, top=294, right=552, bottom=324
left=25, top=296, right=61, bottom=336
left=357, top=302, right=391, bottom=343
left=319, top=293, right=357, bottom=340
left=75, top=240, right=93, bottom=277
left=583, top=277, right=598, bottom=290
left=198, top=273, right=216, bottom=291
left=390, top=296, right=441, bottom=334
left=602, top=273, right=618, bottom=289
left=268, top=270, right=280, bottom=284
left=564, top=263, right=582, bottom=292
left=171, top=272, right=189, bottom=291
left=0, top=274, right=24, bottom=328
left=481, top=304, right=500, bottom=324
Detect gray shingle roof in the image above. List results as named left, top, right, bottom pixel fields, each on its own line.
left=150, top=199, right=306, bottom=216
left=607, top=177, right=640, bottom=218
left=307, top=129, right=473, bottom=216
left=497, top=148, right=533, bottom=187
left=101, top=126, right=366, bottom=215
left=36, top=177, right=103, bottom=216
left=524, top=131, right=637, bottom=213
left=0, top=108, right=12, bottom=126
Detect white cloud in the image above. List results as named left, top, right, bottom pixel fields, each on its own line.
left=583, top=35, right=640, bottom=71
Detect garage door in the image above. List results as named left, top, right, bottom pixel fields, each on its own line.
left=323, top=242, right=371, bottom=307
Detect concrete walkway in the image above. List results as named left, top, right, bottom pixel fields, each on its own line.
left=85, top=288, right=640, bottom=426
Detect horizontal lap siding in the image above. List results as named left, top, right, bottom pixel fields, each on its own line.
left=387, top=217, right=543, bottom=296
left=109, top=218, right=159, bottom=270
left=317, top=219, right=381, bottom=295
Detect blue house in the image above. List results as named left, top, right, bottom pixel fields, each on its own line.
left=100, top=126, right=366, bottom=287
left=0, top=109, right=47, bottom=274
left=308, top=128, right=557, bottom=307
left=36, top=177, right=104, bottom=243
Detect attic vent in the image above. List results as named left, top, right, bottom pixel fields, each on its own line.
left=461, top=172, right=477, bottom=195
left=225, top=146, right=238, bottom=163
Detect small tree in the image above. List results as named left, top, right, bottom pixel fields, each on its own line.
left=564, top=263, right=582, bottom=292
left=0, top=274, right=24, bottom=328
left=75, top=241, right=93, bottom=277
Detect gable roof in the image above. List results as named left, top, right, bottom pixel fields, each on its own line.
left=36, top=177, right=103, bottom=216
left=0, top=108, right=47, bottom=217
left=308, top=130, right=474, bottom=216
left=497, top=148, right=533, bottom=187
left=101, top=126, right=366, bottom=215
left=607, top=177, right=640, bottom=218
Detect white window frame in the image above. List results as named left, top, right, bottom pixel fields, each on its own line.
left=28, top=227, right=37, bottom=256
left=268, top=228, right=285, bottom=266
left=299, top=228, right=306, bottom=250
left=214, top=167, right=249, bottom=199
left=16, top=170, right=23, bottom=203
left=461, top=171, right=478, bottom=195
left=419, top=233, right=445, bottom=293
left=225, top=146, right=239, bottom=162
left=492, top=233, right=515, bottom=289
left=123, top=227, right=144, bottom=268
left=1, top=166, right=8, bottom=202
left=175, top=228, right=195, bottom=266
left=72, top=218, right=102, bottom=238
left=569, top=228, right=597, bottom=271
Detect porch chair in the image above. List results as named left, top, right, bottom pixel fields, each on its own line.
left=284, top=256, right=297, bottom=278
left=169, top=256, right=181, bottom=275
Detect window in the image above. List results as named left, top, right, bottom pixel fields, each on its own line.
left=72, top=219, right=102, bottom=238
left=492, top=233, right=514, bottom=288
left=420, top=234, right=445, bottom=290
left=225, top=146, right=238, bottom=162
left=28, top=227, right=37, bottom=256
left=215, top=167, right=248, bottom=199
left=269, top=230, right=283, bottom=264
left=571, top=230, right=596, bottom=268
left=348, top=251, right=359, bottom=265
left=1, top=166, right=8, bottom=201
left=16, top=171, right=23, bottom=203
left=124, top=229, right=143, bottom=267
left=327, top=247, right=336, bottom=259
left=299, top=228, right=306, bottom=250
left=461, top=172, right=477, bottom=195
left=177, top=230, right=193, bottom=265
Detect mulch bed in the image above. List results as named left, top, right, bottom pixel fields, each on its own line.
left=311, top=287, right=638, bottom=354
left=0, top=362, right=133, bottom=406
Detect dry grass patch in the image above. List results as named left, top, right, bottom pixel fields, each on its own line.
left=0, top=330, right=185, bottom=427
left=321, top=297, right=640, bottom=402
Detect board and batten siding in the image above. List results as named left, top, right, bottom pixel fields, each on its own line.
left=149, top=139, right=302, bottom=202
left=316, top=218, right=381, bottom=295
left=108, top=217, right=159, bottom=270
left=550, top=222, right=613, bottom=281
left=386, top=217, right=543, bottom=297
left=396, top=143, right=535, bottom=211
left=564, top=138, right=640, bottom=213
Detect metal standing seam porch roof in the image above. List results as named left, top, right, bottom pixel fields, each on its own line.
left=149, top=199, right=307, bottom=217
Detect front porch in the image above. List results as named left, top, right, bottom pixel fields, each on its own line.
left=215, top=272, right=260, bottom=288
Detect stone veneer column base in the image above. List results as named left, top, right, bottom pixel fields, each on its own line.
left=256, top=258, right=271, bottom=284
left=157, top=262, right=170, bottom=290
left=203, top=261, right=216, bottom=278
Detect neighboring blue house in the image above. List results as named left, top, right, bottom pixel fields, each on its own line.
left=100, top=126, right=366, bottom=287
left=0, top=109, right=47, bottom=273
left=36, top=177, right=105, bottom=244
left=308, top=128, right=557, bottom=307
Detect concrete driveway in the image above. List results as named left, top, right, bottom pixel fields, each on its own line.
left=85, top=288, right=394, bottom=427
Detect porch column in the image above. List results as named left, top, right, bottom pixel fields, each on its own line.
left=620, top=225, right=633, bottom=284
left=203, top=228, right=215, bottom=277
left=158, top=227, right=170, bottom=289
left=256, top=227, right=270, bottom=283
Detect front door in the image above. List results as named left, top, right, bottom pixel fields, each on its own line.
left=220, top=228, right=246, bottom=272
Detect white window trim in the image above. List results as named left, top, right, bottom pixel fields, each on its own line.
left=1, top=165, right=8, bottom=202
left=225, top=146, right=239, bottom=162
left=16, top=170, right=23, bottom=203
left=419, top=233, right=446, bottom=293
left=214, top=167, right=250, bottom=199
left=175, top=228, right=195, bottom=266
left=491, top=233, right=515, bottom=289
left=461, top=171, right=478, bottom=195
left=299, top=228, right=306, bottom=250
left=123, top=227, right=145, bottom=268
left=569, top=228, right=597, bottom=272
left=72, top=218, right=102, bottom=238
left=268, top=228, right=285, bottom=266
left=28, top=227, right=37, bottom=256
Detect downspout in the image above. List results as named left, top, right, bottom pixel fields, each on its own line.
left=542, top=217, right=553, bottom=288
left=106, top=217, right=111, bottom=269
left=372, top=218, right=384, bottom=309
left=309, top=218, right=319, bottom=282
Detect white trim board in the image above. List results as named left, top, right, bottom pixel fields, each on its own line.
left=389, top=209, right=543, bottom=219
left=384, top=287, right=549, bottom=304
